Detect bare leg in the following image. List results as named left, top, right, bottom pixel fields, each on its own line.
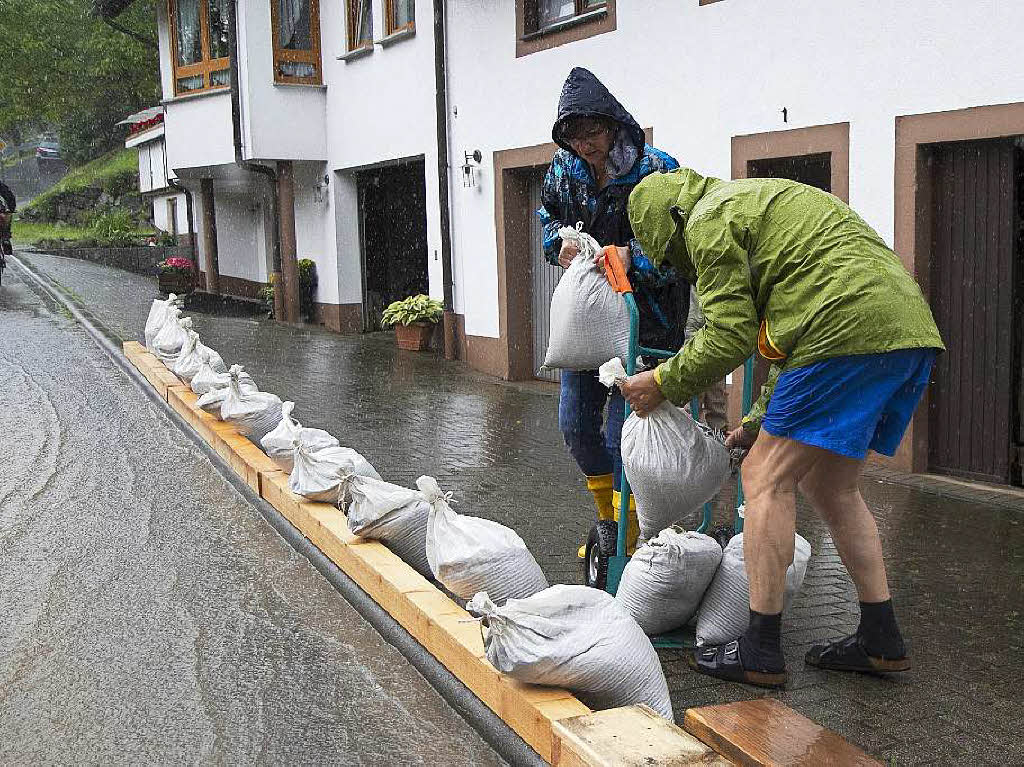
left=798, top=454, right=890, bottom=602
left=741, top=432, right=818, bottom=613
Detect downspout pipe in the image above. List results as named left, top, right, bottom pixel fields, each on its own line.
left=227, top=0, right=284, bottom=320
left=433, top=0, right=457, bottom=360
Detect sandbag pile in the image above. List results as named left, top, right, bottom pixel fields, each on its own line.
left=219, top=365, right=283, bottom=443
left=343, top=474, right=433, bottom=578
left=172, top=326, right=226, bottom=381
left=467, top=586, right=673, bottom=720
left=260, top=401, right=339, bottom=472
left=289, top=442, right=380, bottom=503
left=145, top=294, right=184, bottom=351
left=696, top=532, right=811, bottom=646
left=420, top=476, right=548, bottom=604
left=542, top=226, right=630, bottom=371
left=614, top=527, right=723, bottom=635
left=152, top=309, right=190, bottom=364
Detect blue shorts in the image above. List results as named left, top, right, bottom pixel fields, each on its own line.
left=761, top=348, right=937, bottom=460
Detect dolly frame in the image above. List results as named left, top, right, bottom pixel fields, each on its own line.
left=599, top=247, right=752, bottom=648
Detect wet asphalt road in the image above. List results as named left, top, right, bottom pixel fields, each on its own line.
left=0, top=266, right=504, bottom=764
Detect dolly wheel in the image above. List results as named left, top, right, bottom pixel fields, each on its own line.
left=583, top=520, right=618, bottom=590
left=710, top=524, right=735, bottom=550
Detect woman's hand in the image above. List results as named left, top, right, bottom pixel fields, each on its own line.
left=558, top=240, right=579, bottom=269
left=599, top=245, right=631, bottom=280
left=725, top=426, right=757, bottom=450
left=619, top=370, right=665, bottom=417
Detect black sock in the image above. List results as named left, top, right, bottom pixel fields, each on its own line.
left=857, top=599, right=906, bottom=659
left=738, top=609, right=785, bottom=673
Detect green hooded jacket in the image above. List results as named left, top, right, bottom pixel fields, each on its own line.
left=628, top=168, right=944, bottom=430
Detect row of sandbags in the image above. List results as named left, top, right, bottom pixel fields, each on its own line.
left=142, top=293, right=673, bottom=720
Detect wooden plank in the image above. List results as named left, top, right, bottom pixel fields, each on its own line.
left=136, top=356, right=182, bottom=398
left=167, top=386, right=200, bottom=429
left=683, top=699, right=881, bottom=767
left=122, top=340, right=147, bottom=365
left=554, top=705, right=729, bottom=767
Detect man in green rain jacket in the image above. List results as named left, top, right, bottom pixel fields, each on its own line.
left=619, top=168, right=943, bottom=688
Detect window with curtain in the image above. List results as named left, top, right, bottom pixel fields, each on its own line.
left=527, top=0, right=605, bottom=33
left=271, top=0, right=322, bottom=83
left=347, top=0, right=373, bottom=51
left=385, top=0, right=414, bottom=35
left=169, top=0, right=229, bottom=95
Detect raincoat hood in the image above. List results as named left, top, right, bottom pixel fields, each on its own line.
left=627, top=168, right=724, bottom=276
left=552, top=67, right=646, bottom=179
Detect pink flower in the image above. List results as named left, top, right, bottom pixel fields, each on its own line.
left=164, top=257, right=194, bottom=269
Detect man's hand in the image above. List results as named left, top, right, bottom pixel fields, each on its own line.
left=558, top=240, right=579, bottom=269
left=619, top=370, right=665, bottom=417
left=725, top=425, right=757, bottom=450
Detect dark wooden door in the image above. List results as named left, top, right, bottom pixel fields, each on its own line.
left=928, top=138, right=1018, bottom=483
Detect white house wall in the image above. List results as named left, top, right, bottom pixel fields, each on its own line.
left=240, top=3, right=328, bottom=162
left=321, top=0, right=445, bottom=312
left=164, top=92, right=237, bottom=171
left=444, top=0, right=1024, bottom=340
left=151, top=191, right=188, bottom=234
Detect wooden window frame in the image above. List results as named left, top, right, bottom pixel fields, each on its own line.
left=384, top=0, right=415, bottom=36
left=168, top=0, right=230, bottom=96
left=270, top=0, right=323, bottom=85
left=346, top=0, right=374, bottom=52
left=515, top=0, right=615, bottom=58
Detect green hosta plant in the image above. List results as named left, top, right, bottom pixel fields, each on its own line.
left=381, top=294, right=444, bottom=327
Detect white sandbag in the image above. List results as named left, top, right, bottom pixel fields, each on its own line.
left=542, top=226, right=629, bottom=371
left=191, top=362, right=254, bottom=397
left=695, top=532, right=812, bottom=647
left=467, top=586, right=673, bottom=720
left=622, top=401, right=731, bottom=541
left=219, top=364, right=283, bottom=443
left=289, top=443, right=380, bottom=504
left=419, top=476, right=547, bottom=604
left=145, top=293, right=183, bottom=350
left=614, top=527, right=723, bottom=635
left=196, top=340, right=226, bottom=373
left=152, top=309, right=189, bottom=364
left=260, top=401, right=338, bottom=472
left=342, top=473, right=432, bottom=578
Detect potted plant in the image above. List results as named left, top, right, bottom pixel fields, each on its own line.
left=381, top=294, right=444, bottom=351
left=158, top=256, right=196, bottom=295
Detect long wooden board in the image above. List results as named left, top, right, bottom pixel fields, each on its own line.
left=684, top=699, right=881, bottom=767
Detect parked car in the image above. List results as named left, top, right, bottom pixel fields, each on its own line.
left=35, top=140, right=62, bottom=163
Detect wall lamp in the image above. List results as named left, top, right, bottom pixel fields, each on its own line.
left=461, top=149, right=482, bottom=188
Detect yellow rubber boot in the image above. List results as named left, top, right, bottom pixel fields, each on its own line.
left=579, top=473, right=615, bottom=557
left=611, top=490, right=641, bottom=555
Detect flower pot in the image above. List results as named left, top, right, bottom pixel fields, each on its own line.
left=394, top=322, right=435, bottom=351
left=159, top=270, right=195, bottom=295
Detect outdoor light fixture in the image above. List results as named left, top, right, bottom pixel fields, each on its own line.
left=314, top=173, right=330, bottom=203
left=461, top=149, right=482, bottom=188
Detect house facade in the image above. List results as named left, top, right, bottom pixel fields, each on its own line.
left=102, top=0, right=1024, bottom=484
left=122, top=107, right=191, bottom=239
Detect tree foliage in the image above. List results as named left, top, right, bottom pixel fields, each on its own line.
left=0, top=0, right=159, bottom=164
